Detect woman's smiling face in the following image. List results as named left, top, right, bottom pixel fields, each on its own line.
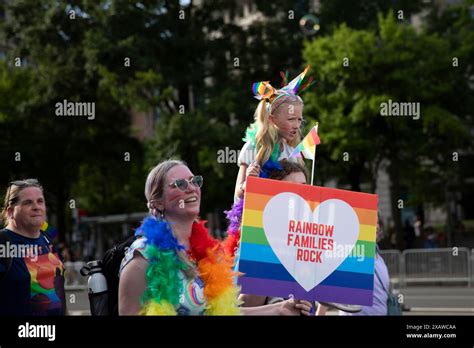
left=160, top=165, right=201, bottom=220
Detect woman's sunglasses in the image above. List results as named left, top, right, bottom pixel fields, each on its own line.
left=168, top=175, right=203, bottom=192
left=10, top=179, right=40, bottom=187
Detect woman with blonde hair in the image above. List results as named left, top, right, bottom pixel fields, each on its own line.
left=119, top=159, right=240, bottom=315
left=234, top=66, right=314, bottom=201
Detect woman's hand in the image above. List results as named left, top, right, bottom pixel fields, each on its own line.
left=279, top=298, right=313, bottom=316
left=246, top=162, right=261, bottom=177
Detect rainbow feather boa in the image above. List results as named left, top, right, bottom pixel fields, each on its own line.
left=136, top=216, right=241, bottom=315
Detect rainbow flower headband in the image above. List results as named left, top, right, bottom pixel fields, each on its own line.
left=251, top=65, right=315, bottom=111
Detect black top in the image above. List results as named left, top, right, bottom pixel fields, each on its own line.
left=0, top=228, right=66, bottom=316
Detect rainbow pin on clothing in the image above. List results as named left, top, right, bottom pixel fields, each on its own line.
left=41, top=221, right=58, bottom=240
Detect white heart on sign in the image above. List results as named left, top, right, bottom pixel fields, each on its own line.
left=262, top=193, right=359, bottom=291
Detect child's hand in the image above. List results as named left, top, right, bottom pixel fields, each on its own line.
left=246, top=162, right=260, bottom=177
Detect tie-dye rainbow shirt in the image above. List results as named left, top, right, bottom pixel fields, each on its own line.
left=0, top=229, right=66, bottom=316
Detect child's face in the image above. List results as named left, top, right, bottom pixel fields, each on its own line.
left=270, top=103, right=303, bottom=143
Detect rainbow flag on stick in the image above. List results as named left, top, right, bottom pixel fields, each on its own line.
left=290, top=124, right=321, bottom=159
left=290, top=123, right=321, bottom=185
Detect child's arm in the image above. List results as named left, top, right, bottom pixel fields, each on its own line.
left=234, top=163, right=261, bottom=200
left=234, top=164, right=248, bottom=200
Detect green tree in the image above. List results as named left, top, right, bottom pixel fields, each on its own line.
left=317, top=0, right=426, bottom=33
left=303, top=11, right=472, bottom=248
left=1, top=1, right=147, bottom=240
left=140, top=0, right=314, bottom=230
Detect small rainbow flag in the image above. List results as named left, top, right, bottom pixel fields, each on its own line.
left=41, top=221, right=58, bottom=240
left=290, top=124, right=321, bottom=160
left=238, top=176, right=378, bottom=305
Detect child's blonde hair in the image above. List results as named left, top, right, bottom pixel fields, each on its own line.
left=254, top=94, right=303, bottom=164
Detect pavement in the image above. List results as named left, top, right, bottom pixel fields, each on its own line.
left=398, top=286, right=474, bottom=316
left=66, top=287, right=91, bottom=316
left=66, top=286, right=474, bottom=316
